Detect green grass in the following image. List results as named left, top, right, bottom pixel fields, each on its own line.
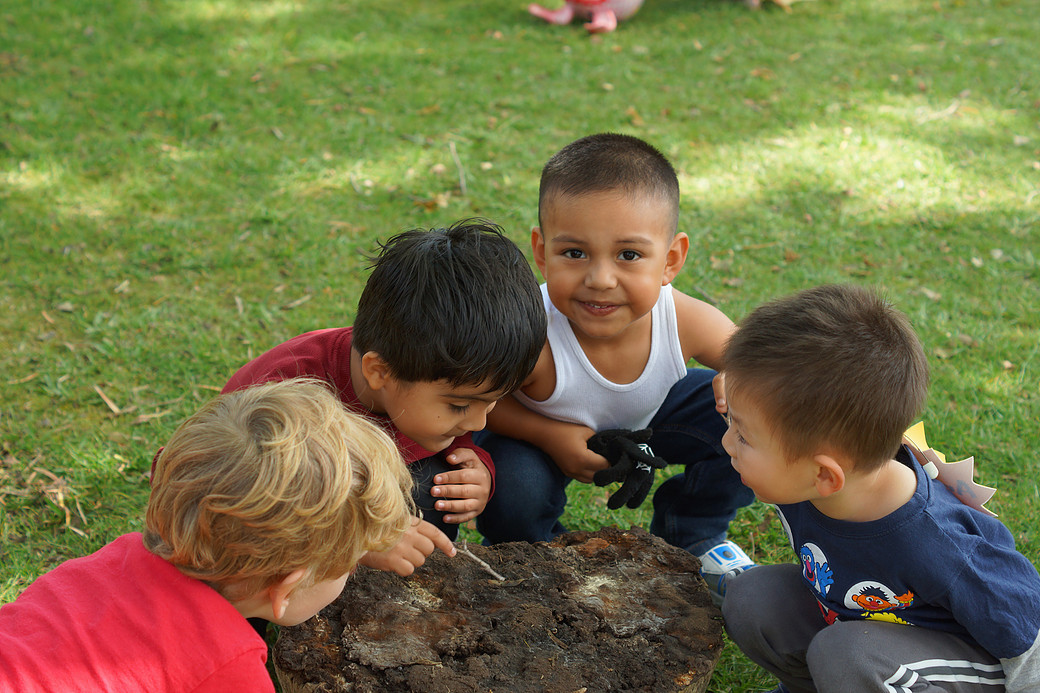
left=1, top=0, right=1037, bottom=690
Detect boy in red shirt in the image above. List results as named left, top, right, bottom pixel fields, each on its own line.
left=0, top=379, right=415, bottom=692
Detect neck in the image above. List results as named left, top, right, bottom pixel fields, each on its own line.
left=812, top=457, right=916, bottom=522
left=229, top=591, right=274, bottom=621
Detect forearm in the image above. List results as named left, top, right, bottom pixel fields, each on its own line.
left=486, top=395, right=605, bottom=482
left=486, top=395, right=571, bottom=450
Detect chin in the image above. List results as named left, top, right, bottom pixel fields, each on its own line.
left=753, top=491, right=780, bottom=505
left=425, top=437, right=454, bottom=453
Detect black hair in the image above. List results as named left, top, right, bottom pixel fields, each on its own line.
left=538, top=133, right=680, bottom=230
left=352, top=219, right=546, bottom=393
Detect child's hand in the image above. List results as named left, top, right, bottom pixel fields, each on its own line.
left=712, top=371, right=728, bottom=414
left=358, top=516, right=456, bottom=577
left=544, top=422, right=609, bottom=484
left=431, top=448, right=493, bottom=524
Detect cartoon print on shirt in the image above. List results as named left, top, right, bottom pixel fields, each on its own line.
left=815, top=599, right=839, bottom=625
left=789, top=531, right=916, bottom=626
left=799, top=543, right=833, bottom=595
left=844, top=580, right=915, bottom=623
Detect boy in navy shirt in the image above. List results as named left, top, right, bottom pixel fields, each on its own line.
left=721, top=284, right=1040, bottom=692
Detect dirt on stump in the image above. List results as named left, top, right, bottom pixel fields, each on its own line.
left=274, top=526, right=723, bottom=693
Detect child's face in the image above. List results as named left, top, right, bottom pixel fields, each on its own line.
left=534, top=191, right=685, bottom=344
left=722, top=389, right=818, bottom=505
left=272, top=569, right=351, bottom=627
left=379, top=377, right=507, bottom=453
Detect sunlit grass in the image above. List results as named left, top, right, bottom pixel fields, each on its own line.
left=2, top=0, right=1038, bottom=690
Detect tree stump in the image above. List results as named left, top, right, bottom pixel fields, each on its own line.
left=274, top=526, right=723, bottom=693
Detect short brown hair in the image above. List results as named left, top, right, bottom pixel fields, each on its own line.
left=723, top=284, right=929, bottom=471
left=144, top=378, right=413, bottom=599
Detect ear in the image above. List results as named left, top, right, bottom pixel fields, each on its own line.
left=812, top=453, right=846, bottom=497
left=359, top=351, right=392, bottom=391
left=531, top=227, right=547, bottom=277
left=661, top=232, right=690, bottom=285
left=268, top=567, right=309, bottom=621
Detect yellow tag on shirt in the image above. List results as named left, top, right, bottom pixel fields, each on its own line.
left=903, top=422, right=997, bottom=517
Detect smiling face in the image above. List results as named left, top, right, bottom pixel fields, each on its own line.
left=722, top=389, right=818, bottom=506
left=533, top=190, right=687, bottom=345
left=376, top=377, right=506, bottom=454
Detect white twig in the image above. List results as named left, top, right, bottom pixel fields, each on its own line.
left=456, top=540, right=505, bottom=581
left=916, top=99, right=960, bottom=125
left=449, top=141, right=468, bottom=197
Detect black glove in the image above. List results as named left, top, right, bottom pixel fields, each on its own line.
left=588, top=428, right=667, bottom=510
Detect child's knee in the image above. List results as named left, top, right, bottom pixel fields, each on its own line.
left=721, top=564, right=808, bottom=642
left=806, top=621, right=876, bottom=688
left=720, top=567, right=764, bottom=640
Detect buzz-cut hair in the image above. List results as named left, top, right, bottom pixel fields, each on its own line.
left=537, top=133, right=680, bottom=232
left=351, top=218, right=546, bottom=394
left=144, top=378, right=414, bottom=600
left=723, top=284, right=930, bottom=471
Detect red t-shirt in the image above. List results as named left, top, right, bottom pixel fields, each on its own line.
left=0, top=533, right=272, bottom=693
left=222, top=327, right=495, bottom=485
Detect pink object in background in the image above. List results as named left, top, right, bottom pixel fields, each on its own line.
left=528, top=0, right=645, bottom=33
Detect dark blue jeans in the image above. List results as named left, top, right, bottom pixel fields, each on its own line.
left=475, top=368, right=754, bottom=554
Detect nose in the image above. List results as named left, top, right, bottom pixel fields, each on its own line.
left=721, top=425, right=736, bottom=457
left=462, top=401, right=495, bottom=432
left=584, top=259, right=617, bottom=290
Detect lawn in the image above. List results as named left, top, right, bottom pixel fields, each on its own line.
left=1, top=0, right=1037, bottom=690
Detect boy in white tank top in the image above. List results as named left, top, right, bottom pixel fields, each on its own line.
left=475, top=133, right=756, bottom=603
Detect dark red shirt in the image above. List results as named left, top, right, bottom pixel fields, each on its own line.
left=221, top=327, right=495, bottom=486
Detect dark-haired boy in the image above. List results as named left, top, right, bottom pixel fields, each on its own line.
left=224, top=219, right=547, bottom=576
left=721, top=284, right=1040, bottom=692
left=476, top=133, right=756, bottom=602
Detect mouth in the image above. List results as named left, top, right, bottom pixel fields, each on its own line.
left=579, top=300, right=619, bottom=315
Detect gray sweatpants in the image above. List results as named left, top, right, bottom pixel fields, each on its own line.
left=723, top=564, right=1005, bottom=692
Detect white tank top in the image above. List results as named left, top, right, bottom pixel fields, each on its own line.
left=514, top=284, right=688, bottom=431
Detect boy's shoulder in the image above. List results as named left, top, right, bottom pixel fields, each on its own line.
left=669, top=287, right=734, bottom=367
left=279, top=327, right=353, bottom=351
left=223, top=327, right=353, bottom=394
left=779, top=460, right=1021, bottom=569
left=1, top=533, right=269, bottom=691
left=3, top=533, right=232, bottom=633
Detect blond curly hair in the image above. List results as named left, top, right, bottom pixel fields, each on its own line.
left=144, top=378, right=413, bottom=599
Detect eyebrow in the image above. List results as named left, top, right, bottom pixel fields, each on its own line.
left=440, top=390, right=502, bottom=403
left=550, top=233, right=656, bottom=246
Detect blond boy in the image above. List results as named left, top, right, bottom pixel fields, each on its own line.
left=0, top=379, right=414, bottom=692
